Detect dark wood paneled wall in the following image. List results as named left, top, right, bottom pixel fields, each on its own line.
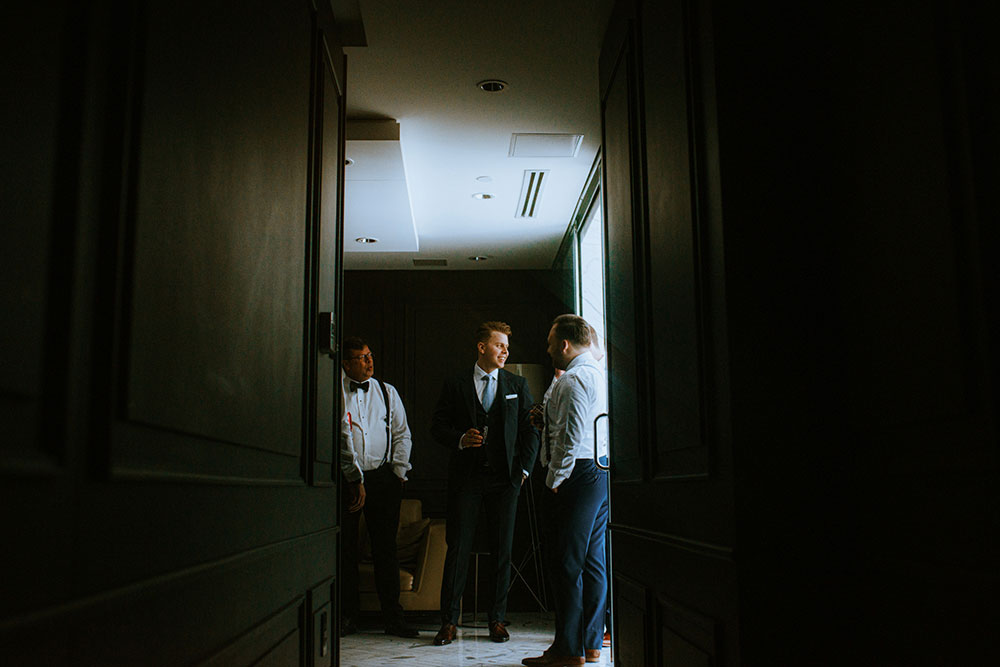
left=343, top=269, right=571, bottom=611
left=1, top=2, right=347, bottom=664
left=601, top=0, right=998, bottom=664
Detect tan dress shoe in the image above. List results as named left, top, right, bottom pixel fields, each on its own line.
left=433, top=623, right=457, bottom=646
left=489, top=620, right=510, bottom=642
left=522, top=652, right=585, bottom=666
left=585, top=648, right=601, bottom=663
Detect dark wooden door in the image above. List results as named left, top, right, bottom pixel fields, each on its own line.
left=600, top=1, right=738, bottom=665
left=1, top=2, right=347, bottom=664
left=601, top=0, right=998, bottom=664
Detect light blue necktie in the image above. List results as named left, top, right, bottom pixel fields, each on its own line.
left=481, top=375, right=495, bottom=411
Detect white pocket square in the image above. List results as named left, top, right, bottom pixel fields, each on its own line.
left=505, top=393, right=518, bottom=399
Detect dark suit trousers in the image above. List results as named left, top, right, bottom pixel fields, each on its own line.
left=439, top=467, right=518, bottom=625
left=340, top=465, right=403, bottom=624
left=548, top=459, right=609, bottom=657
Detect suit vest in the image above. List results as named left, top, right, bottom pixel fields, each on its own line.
left=475, top=392, right=507, bottom=477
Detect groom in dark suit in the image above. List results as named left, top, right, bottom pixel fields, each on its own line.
left=431, top=321, right=539, bottom=646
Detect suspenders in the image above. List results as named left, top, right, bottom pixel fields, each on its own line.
left=347, top=377, right=394, bottom=470
left=374, top=378, right=393, bottom=468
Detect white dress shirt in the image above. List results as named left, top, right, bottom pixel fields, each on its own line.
left=542, top=373, right=560, bottom=405
left=340, top=370, right=412, bottom=483
left=462, top=364, right=530, bottom=478
left=541, top=351, right=607, bottom=490
left=473, top=363, right=499, bottom=407
left=458, top=364, right=499, bottom=450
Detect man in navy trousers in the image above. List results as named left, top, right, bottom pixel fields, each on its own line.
left=523, top=314, right=609, bottom=667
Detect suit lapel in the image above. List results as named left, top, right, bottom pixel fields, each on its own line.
left=462, top=372, right=477, bottom=425
left=498, top=370, right=515, bottom=453
left=496, top=370, right=506, bottom=409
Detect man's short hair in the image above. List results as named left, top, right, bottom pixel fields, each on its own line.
left=342, top=336, right=369, bottom=355
left=475, top=321, right=512, bottom=343
left=551, top=314, right=592, bottom=348
left=588, top=324, right=601, bottom=352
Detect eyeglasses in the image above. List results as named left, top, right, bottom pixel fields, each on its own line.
left=346, top=352, right=373, bottom=362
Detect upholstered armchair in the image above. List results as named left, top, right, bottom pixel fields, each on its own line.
left=358, top=498, right=446, bottom=611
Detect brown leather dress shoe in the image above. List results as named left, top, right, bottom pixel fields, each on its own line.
left=488, top=620, right=510, bottom=642
left=522, top=652, right=585, bottom=666
left=585, top=648, right=601, bottom=663
left=433, top=623, right=457, bottom=646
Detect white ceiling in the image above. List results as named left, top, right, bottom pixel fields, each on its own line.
left=342, top=0, right=613, bottom=270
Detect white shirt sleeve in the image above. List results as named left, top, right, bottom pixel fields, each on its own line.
left=545, top=373, right=595, bottom=489
left=339, top=384, right=364, bottom=483
left=386, top=384, right=413, bottom=481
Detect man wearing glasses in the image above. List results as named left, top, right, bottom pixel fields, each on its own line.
left=339, top=336, right=420, bottom=639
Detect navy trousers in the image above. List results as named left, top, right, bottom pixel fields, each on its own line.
left=548, top=459, right=609, bottom=657
left=439, top=468, right=519, bottom=625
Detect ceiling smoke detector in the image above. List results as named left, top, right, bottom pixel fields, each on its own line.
left=477, top=79, right=508, bottom=93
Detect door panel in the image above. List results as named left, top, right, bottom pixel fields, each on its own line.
left=124, top=0, right=309, bottom=456
left=641, top=0, right=706, bottom=479
left=0, top=1, right=347, bottom=663
left=0, top=2, right=67, bottom=422
left=603, top=0, right=998, bottom=663
left=601, top=1, right=738, bottom=664
left=314, top=32, right=346, bottom=480
left=601, top=22, right=643, bottom=486
left=0, top=0, right=82, bottom=625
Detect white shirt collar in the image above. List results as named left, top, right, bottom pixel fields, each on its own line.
left=342, top=368, right=372, bottom=392
left=565, top=350, right=595, bottom=372
left=474, top=363, right=499, bottom=381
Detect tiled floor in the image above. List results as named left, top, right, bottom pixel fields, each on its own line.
left=339, top=612, right=612, bottom=667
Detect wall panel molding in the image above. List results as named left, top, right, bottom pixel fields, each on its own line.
left=613, top=575, right=650, bottom=667
left=610, top=523, right=733, bottom=561
left=199, top=599, right=302, bottom=666
left=113, top=0, right=311, bottom=459
left=639, top=0, right=715, bottom=482
left=611, top=526, right=737, bottom=662
left=110, top=422, right=304, bottom=484
left=0, top=2, right=91, bottom=470
left=656, top=593, right=721, bottom=666
left=2, top=527, right=334, bottom=664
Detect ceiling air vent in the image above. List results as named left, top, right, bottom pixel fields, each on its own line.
left=509, top=133, right=583, bottom=158
left=516, top=169, right=549, bottom=219
left=412, top=258, right=448, bottom=267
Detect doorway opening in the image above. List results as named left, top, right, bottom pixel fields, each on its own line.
left=561, top=154, right=615, bottom=656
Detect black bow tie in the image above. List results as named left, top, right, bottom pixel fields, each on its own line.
left=350, top=380, right=370, bottom=392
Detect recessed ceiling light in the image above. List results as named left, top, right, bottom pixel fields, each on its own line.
left=476, top=175, right=493, bottom=183
left=477, top=79, right=508, bottom=93
left=355, top=237, right=378, bottom=244
left=345, top=158, right=354, bottom=166
left=468, top=255, right=490, bottom=261
left=472, top=193, right=494, bottom=200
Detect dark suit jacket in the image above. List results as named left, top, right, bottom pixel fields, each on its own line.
left=431, top=367, right=540, bottom=488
